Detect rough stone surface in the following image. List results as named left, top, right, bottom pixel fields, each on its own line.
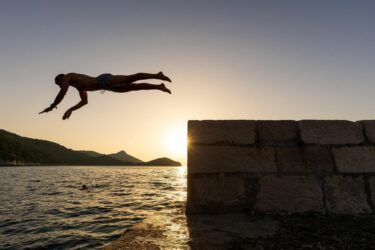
left=256, top=176, right=324, bottom=213
left=188, top=145, right=276, bottom=174
left=276, top=146, right=334, bottom=175
left=188, top=120, right=256, bottom=145
left=361, top=120, right=375, bottom=143
left=304, top=146, right=334, bottom=176
left=187, top=120, right=375, bottom=216
left=333, top=146, right=375, bottom=173
left=368, top=177, right=375, bottom=207
left=258, top=120, right=299, bottom=145
left=187, top=214, right=278, bottom=249
left=276, top=147, right=305, bottom=173
left=187, top=175, right=247, bottom=213
left=299, top=120, right=364, bottom=145
left=324, top=176, right=371, bottom=214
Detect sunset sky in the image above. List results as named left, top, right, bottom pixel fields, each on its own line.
left=1, top=1, right=375, bottom=164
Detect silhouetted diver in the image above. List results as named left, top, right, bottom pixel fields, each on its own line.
left=39, top=72, right=172, bottom=120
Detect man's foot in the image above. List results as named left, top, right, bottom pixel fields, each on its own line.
left=157, top=71, right=172, bottom=82
left=160, top=83, right=172, bottom=94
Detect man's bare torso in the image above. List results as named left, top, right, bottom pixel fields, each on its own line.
left=67, top=73, right=100, bottom=91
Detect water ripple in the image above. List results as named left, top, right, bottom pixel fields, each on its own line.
left=0, top=166, right=187, bottom=249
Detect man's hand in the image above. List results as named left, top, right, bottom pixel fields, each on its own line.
left=62, top=91, right=87, bottom=120
left=63, top=109, right=73, bottom=120
left=39, top=105, right=56, bottom=114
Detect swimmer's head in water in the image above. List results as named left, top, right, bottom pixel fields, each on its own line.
left=55, top=74, right=65, bottom=87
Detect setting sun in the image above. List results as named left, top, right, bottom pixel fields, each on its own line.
left=165, top=128, right=188, bottom=158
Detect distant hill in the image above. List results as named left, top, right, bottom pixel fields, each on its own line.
left=80, top=150, right=143, bottom=163
left=79, top=150, right=103, bottom=158
left=108, top=150, right=143, bottom=163
left=143, top=157, right=181, bottom=166
left=0, top=129, right=180, bottom=166
left=0, top=129, right=122, bottom=165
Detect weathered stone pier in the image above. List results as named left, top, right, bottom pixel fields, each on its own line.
left=187, top=120, right=375, bottom=215
left=107, top=120, right=375, bottom=249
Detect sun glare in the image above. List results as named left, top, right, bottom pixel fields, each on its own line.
left=165, top=128, right=188, bottom=158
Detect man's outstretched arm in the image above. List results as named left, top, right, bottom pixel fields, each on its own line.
left=39, top=74, right=71, bottom=114
left=62, top=91, right=88, bottom=120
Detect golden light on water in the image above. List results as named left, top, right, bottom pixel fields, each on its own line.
left=177, top=165, right=187, bottom=177
left=165, top=128, right=188, bottom=160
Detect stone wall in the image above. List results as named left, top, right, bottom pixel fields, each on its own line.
left=187, top=120, right=375, bottom=214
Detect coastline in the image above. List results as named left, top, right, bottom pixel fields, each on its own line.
left=0, top=164, right=181, bottom=167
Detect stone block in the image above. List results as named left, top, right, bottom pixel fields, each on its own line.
left=304, top=146, right=335, bottom=176
left=299, top=120, right=364, bottom=145
left=188, top=145, right=276, bottom=174
left=258, top=120, right=299, bottom=145
left=324, top=176, right=371, bottom=214
left=333, top=146, right=375, bottom=173
left=256, top=176, right=324, bottom=213
left=276, top=147, right=305, bottom=173
left=368, top=177, right=375, bottom=207
left=276, top=146, right=334, bottom=175
left=187, top=174, right=248, bottom=213
left=360, top=120, right=375, bottom=143
left=188, top=120, right=256, bottom=145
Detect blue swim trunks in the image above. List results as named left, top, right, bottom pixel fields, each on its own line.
left=96, top=73, right=113, bottom=89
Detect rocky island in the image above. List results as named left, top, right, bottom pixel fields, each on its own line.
left=0, top=129, right=181, bottom=166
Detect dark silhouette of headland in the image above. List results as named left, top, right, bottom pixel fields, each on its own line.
left=0, top=129, right=181, bottom=166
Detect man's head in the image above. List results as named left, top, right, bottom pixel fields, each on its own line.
left=55, top=74, right=65, bottom=87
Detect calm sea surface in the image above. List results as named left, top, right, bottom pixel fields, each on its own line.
left=0, top=166, right=187, bottom=250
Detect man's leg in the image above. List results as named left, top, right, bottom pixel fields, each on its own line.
left=111, top=83, right=171, bottom=94
left=112, top=72, right=171, bottom=85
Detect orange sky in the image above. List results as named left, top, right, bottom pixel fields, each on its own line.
left=1, top=1, right=375, bottom=165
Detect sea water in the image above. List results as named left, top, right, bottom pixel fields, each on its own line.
left=0, top=166, right=187, bottom=250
